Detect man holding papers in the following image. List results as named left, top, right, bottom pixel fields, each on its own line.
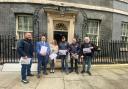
left=36, top=35, right=51, bottom=78
left=80, top=37, right=97, bottom=76
left=69, top=38, right=80, bottom=74
left=59, top=36, right=69, bottom=74
left=17, top=32, right=34, bottom=84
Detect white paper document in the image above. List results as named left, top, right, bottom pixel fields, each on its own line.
left=59, top=50, right=67, bottom=55
left=40, top=46, right=48, bottom=54
left=20, top=57, right=31, bottom=64
left=83, top=48, right=92, bottom=53
left=49, top=53, right=57, bottom=60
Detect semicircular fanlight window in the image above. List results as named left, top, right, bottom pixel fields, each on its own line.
left=55, top=23, right=67, bottom=31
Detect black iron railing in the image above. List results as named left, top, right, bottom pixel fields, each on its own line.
left=0, top=34, right=128, bottom=64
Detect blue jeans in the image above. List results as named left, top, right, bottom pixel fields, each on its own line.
left=37, top=55, right=48, bottom=74
left=60, top=55, right=68, bottom=72
left=21, top=64, right=28, bottom=80
left=82, top=56, right=92, bottom=71
left=21, top=58, right=32, bottom=80
left=27, top=59, right=32, bottom=75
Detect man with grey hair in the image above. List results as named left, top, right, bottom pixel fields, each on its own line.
left=80, top=37, right=97, bottom=75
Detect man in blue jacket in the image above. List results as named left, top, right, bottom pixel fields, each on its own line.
left=36, top=35, right=51, bottom=78
left=17, top=32, right=34, bottom=84
left=59, top=36, right=69, bottom=74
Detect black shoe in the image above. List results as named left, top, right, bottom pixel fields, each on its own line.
left=21, top=80, right=29, bottom=84
left=81, top=70, right=85, bottom=74
left=75, top=70, right=79, bottom=74
left=43, top=72, right=48, bottom=75
left=69, top=70, right=73, bottom=73
left=37, top=74, right=40, bottom=78
left=27, top=74, right=34, bottom=76
left=86, top=71, right=92, bottom=76
left=61, top=70, right=64, bottom=73
left=66, top=71, right=69, bottom=75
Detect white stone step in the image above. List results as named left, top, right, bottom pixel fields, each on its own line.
left=2, top=60, right=62, bottom=72
left=2, top=63, right=37, bottom=72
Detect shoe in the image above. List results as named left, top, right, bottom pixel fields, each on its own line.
left=86, top=71, right=92, bottom=76
left=43, top=72, right=48, bottom=75
left=50, top=70, right=52, bottom=73
left=21, top=80, right=29, bottom=84
left=65, top=71, right=69, bottom=75
left=27, top=74, right=34, bottom=76
left=51, top=69, right=55, bottom=73
left=69, top=70, right=73, bottom=73
left=37, top=74, right=40, bottom=78
left=75, top=70, right=79, bottom=74
left=81, top=70, right=85, bottom=74
left=61, top=70, right=64, bottom=73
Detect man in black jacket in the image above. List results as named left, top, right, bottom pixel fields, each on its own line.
left=80, top=37, right=97, bottom=75
left=17, top=32, right=34, bottom=84
left=69, top=38, right=80, bottom=74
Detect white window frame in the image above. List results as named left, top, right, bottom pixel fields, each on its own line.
left=16, top=15, right=33, bottom=39
left=121, top=22, right=128, bottom=42
left=86, top=19, right=100, bottom=43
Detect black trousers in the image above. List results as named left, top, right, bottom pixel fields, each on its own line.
left=50, top=60, right=55, bottom=70
left=70, top=58, right=78, bottom=71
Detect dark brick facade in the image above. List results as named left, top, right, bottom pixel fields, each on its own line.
left=0, top=0, right=128, bottom=41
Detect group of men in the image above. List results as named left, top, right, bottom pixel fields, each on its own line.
left=17, top=32, right=97, bottom=84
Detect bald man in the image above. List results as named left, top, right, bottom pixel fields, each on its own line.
left=17, top=32, right=34, bottom=84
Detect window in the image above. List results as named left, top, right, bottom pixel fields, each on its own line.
left=16, top=15, right=33, bottom=39
left=121, top=22, right=128, bottom=42
left=55, top=23, right=68, bottom=31
left=86, top=20, right=100, bottom=42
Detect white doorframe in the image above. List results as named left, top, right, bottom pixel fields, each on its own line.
left=47, top=13, right=75, bottom=43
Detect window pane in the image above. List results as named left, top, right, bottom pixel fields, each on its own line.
left=121, top=22, right=128, bottom=42
left=87, top=20, right=100, bottom=42
left=18, top=17, right=24, bottom=31
left=18, top=32, right=24, bottom=39
left=17, top=15, right=33, bottom=39
left=28, top=17, right=33, bottom=31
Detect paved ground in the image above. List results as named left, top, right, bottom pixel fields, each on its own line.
left=0, top=65, right=128, bottom=89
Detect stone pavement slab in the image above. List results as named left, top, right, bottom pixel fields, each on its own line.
left=0, top=65, right=3, bottom=71
left=0, top=72, right=19, bottom=88
left=36, top=78, right=64, bottom=89
left=7, top=76, right=40, bottom=89
left=65, top=80, right=93, bottom=89
left=0, top=66, right=128, bottom=89
left=2, top=63, right=37, bottom=72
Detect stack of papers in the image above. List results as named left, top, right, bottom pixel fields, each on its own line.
left=59, top=50, right=67, bottom=55
left=83, top=48, right=92, bottom=53
left=49, top=53, right=57, bottom=60
left=20, top=57, right=31, bottom=64
left=40, top=46, right=48, bottom=54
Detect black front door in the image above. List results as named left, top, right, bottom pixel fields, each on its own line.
left=54, top=31, right=68, bottom=44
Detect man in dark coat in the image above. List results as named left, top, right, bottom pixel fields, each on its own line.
left=17, top=32, right=34, bottom=84
left=69, top=38, right=80, bottom=74
left=80, top=37, right=97, bottom=75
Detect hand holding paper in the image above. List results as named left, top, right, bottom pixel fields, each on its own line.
left=20, top=57, right=31, bottom=64
left=49, top=53, right=57, bottom=60
left=83, top=48, right=92, bottom=53
left=40, top=46, right=48, bottom=56
left=59, top=50, right=67, bottom=55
